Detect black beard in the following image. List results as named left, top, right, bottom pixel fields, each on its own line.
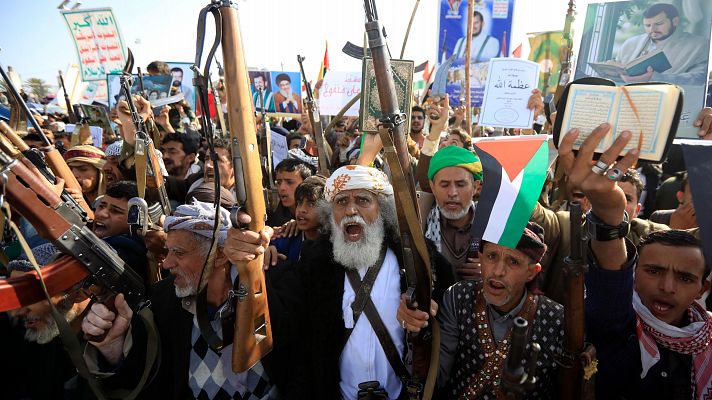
left=652, top=25, right=676, bottom=42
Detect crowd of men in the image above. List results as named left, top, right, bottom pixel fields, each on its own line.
left=1, top=44, right=712, bottom=400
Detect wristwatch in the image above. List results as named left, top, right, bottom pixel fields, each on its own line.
left=586, top=210, right=630, bottom=241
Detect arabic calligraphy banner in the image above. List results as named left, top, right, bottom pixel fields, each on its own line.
left=61, top=8, right=127, bottom=82
left=318, top=71, right=361, bottom=117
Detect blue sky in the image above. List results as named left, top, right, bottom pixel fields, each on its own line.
left=1, top=0, right=594, bottom=88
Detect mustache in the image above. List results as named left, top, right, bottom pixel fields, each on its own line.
left=340, top=215, right=367, bottom=228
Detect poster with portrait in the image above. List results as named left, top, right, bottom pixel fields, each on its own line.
left=165, top=62, right=196, bottom=111
left=270, top=71, right=303, bottom=117
left=437, top=0, right=516, bottom=107
left=79, top=103, right=116, bottom=143
left=248, top=71, right=276, bottom=114
left=106, top=74, right=172, bottom=109
left=574, top=1, right=712, bottom=138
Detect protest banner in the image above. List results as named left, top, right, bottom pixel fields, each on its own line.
left=61, top=8, right=126, bottom=82
left=317, top=71, right=361, bottom=117
left=166, top=62, right=196, bottom=110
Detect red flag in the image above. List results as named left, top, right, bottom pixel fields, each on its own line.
left=318, top=41, right=329, bottom=81
left=512, top=43, right=523, bottom=58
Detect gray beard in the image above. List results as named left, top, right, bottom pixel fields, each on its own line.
left=330, top=214, right=385, bottom=271
left=174, top=272, right=199, bottom=298
left=24, top=298, right=78, bottom=345
left=438, top=200, right=474, bottom=221
left=279, top=89, right=293, bottom=99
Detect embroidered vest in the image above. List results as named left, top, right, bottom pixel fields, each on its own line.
left=446, top=281, right=565, bottom=399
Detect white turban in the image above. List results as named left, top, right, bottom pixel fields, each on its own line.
left=163, top=200, right=231, bottom=246
left=324, top=165, right=393, bottom=203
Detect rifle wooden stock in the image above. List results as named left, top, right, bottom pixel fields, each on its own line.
left=0, top=150, right=146, bottom=311
left=0, top=121, right=94, bottom=220
left=0, top=256, right=89, bottom=312
left=219, top=2, right=273, bottom=373
left=559, top=202, right=596, bottom=400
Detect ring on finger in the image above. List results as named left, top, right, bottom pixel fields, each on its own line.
left=606, top=166, right=624, bottom=181
left=401, top=319, right=407, bottom=329
left=591, top=159, right=609, bottom=175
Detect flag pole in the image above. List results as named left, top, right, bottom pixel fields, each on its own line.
left=464, top=0, right=474, bottom=135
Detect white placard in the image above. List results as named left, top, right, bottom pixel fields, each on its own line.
left=479, top=58, right=540, bottom=129
left=317, top=71, right=361, bottom=116
left=65, top=124, right=103, bottom=148
left=270, top=130, right=288, bottom=168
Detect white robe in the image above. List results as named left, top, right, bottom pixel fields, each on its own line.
left=453, top=33, right=501, bottom=62
left=339, top=248, right=405, bottom=400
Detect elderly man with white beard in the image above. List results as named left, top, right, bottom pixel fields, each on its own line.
left=1, top=254, right=93, bottom=399
left=80, top=200, right=303, bottom=400
left=225, top=165, right=452, bottom=399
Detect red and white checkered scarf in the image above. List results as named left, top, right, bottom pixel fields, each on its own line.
left=633, top=291, right=712, bottom=400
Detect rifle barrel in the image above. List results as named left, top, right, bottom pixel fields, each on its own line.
left=0, top=62, right=51, bottom=146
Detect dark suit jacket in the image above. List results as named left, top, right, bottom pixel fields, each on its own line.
left=106, top=264, right=304, bottom=399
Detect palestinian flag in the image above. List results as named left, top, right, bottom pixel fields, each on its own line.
left=472, top=135, right=549, bottom=248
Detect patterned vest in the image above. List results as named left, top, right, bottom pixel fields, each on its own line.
left=446, top=281, right=565, bottom=399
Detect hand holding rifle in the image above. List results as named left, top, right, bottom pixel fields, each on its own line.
left=82, top=293, right=133, bottom=366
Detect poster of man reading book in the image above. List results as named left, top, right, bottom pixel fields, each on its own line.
left=575, top=0, right=712, bottom=138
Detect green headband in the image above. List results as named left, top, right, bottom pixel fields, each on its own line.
left=428, top=145, right=483, bottom=181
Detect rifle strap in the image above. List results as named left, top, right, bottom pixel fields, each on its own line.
left=376, top=127, right=431, bottom=279
left=2, top=203, right=160, bottom=400
left=344, top=247, right=411, bottom=383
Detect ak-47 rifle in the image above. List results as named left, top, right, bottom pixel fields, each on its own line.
left=554, top=0, right=575, bottom=104
left=297, top=55, right=331, bottom=176
left=119, top=49, right=171, bottom=218
left=0, top=62, right=94, bottom=220
left=0, top=148, right=147, bottom=317
left=501, top=317, right=541, bottom=399
left=363, top=1, right=437, bottom=398
left=192, top=0, right=272, bottom=372
left=58, top=70, right=78, bottom=124
left=559, top=202, right=597, bottom=399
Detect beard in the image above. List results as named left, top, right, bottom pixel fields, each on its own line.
left=279, top=87, right=293, bottom=99
left=438, top=200, right=474, bottom=221
left=651, top=25, right=676, bottom=42
left=23, top=296, right=77, bottom=345
left=173, top=270, right=200, bottom=298
left=330, top=213, right=385, bottom=271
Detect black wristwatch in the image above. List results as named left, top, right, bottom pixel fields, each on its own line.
left=586, top=210, right=630, bottom=241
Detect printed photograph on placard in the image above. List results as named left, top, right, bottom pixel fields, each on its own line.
left=248, top=71, right=276, bottom=113
left=79, top=103, right=117, bottom=144
left=575, top=0, right=712, bottom=138
left=359, top=58, right=414, bottom=133
left=437, top=0, right=515, bottom=107
left=106, top=74, right=172, bottom=109
left=271, top=72, right=302, bottom=116
left=166, top=62, right=196, bottom=111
